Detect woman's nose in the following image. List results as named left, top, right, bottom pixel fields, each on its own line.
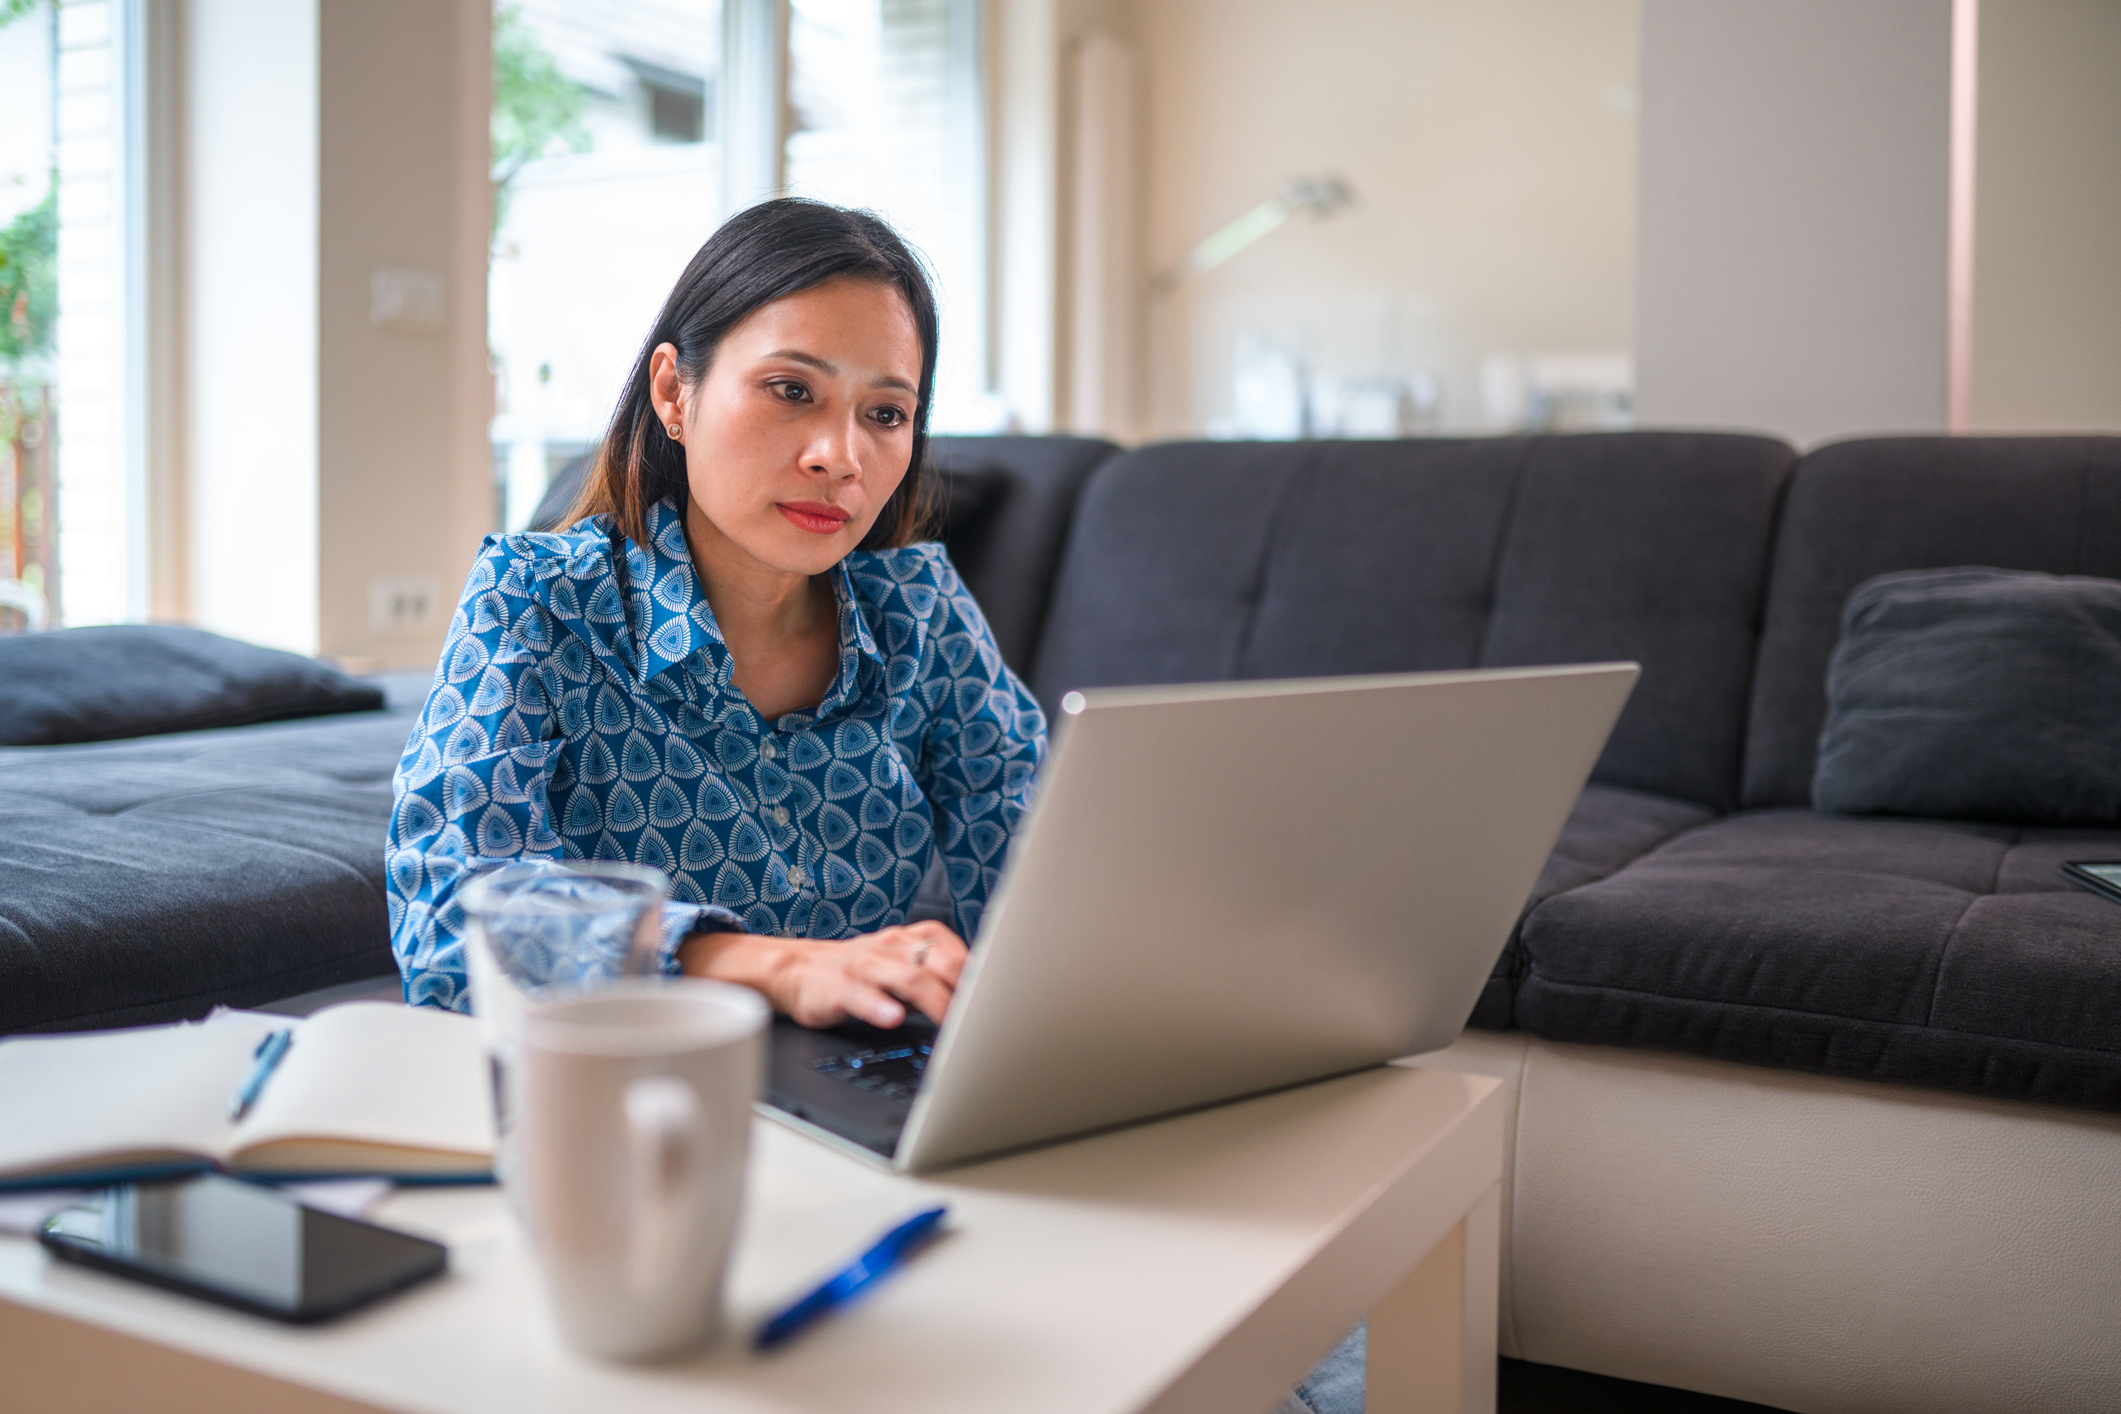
left=804, top=409, right=865, bottom=480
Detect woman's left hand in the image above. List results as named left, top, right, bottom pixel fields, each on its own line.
left=678, top=920, right=968, bottom=1029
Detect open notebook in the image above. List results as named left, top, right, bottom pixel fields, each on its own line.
left=0, top=1002, right=493, bottom=1189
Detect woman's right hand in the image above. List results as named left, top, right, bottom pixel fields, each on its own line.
left=677, top=920, right=968, bottom=1029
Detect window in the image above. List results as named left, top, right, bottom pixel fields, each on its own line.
left=490, top=0, right=723, bottom=533
left=784, top=0, right=992, bottom=432
left=625, top=58, right=711, bottom=143
left=0, top=0, right=139, bottom=631
left=490, top=0, right=993, bottom=534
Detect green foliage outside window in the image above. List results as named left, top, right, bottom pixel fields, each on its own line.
left=0, top=181, right=56, bottom=366
left=492, top=6, right=590, bottom=236
left=0, top=0, right=53, bottom=366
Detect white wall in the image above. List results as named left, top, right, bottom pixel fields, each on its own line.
left=1969, top=0, right=2121, bottom=433
left=53, top=0, right=142, bottom=627
left=1134, top=0, right=1639, bottom=440
left=316, top=0, right=493, bottom=670
left=990, top=0, right=1061, bottom=433
left=1632, top=0, right=1957, bottom=446
left=186, top=0, right=320, bottom=654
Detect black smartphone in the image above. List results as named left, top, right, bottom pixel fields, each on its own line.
left=2060, top=862, right=2121, bottom=907
left=38, top=1173, right=447, bottom=1323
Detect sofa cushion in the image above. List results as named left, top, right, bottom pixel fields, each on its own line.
left=1033, top=431, right=1795, bottom=810
left=527, top=451, right=594, bottom=533
left=925, top=435, right=1118, bottom=674
left=1743, top=436, right=2121, bottom=808
left=1515, top=808, right=2121, bottom=1108
left=1814, top=567, right=2121, bottom=823
left=0, top=704, right=417, bottom=1034
left=0, top=624, right=385, bottom=746
left=1468, top=784, right=1714, bottom=1029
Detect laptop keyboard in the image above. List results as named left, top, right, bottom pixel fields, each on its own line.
left=811, top=1042, right=933, bottom=1101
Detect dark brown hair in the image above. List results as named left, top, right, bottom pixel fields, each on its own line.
left=569, top=198, right=940, bottom=551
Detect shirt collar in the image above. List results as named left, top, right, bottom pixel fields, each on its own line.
left=624, top=496, right=887, bottom=716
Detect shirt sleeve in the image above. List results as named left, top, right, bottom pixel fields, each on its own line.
left=386, top=537, right=734, bottom=1012
left=912, top=553, right=1048, bottom=941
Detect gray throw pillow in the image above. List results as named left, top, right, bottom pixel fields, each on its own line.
left=1813, top=567, right=2121, bottom=823
left=0, top=624, right=384, bottom=746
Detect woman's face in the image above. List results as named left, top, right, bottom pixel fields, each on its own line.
left=657, top=276, right=923, bottom=580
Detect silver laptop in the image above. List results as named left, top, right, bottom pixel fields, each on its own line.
left=763, top=662, right=1639, bottom=1172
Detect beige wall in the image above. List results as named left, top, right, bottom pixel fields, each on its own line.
left=316, top=0, right=493, bottom=669
left=180, top=0, right=490, bottom=667
left=1969, top=0, right=2121, bottom=433
left=1632, top=0, right=1957, bottom=447
left=1129, top=0, right=1638, bottom=438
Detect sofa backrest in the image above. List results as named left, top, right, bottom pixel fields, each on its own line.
left=926, top=434, right=1119, bottom=674
left=1742, top=435, right=2121, bottom=807
left=1032, top=432, right=1796, bottom=811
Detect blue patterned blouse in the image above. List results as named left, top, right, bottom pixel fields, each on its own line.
left=386, top=495, right=1047, bottom=1011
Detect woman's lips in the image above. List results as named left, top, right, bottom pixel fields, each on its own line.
left=777, top=501, right=852, bottom=535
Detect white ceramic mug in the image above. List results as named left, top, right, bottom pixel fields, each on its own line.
left=513, top=978, right=768, bottom=1360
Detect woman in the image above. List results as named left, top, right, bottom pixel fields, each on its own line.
left=391, top=199, right=1360, bottom=1412
left=386, top=199, right=1043, bottom=1030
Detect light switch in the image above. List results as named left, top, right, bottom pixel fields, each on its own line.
left=371, top=267, right=446, bottom=333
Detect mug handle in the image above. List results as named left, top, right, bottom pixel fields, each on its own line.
left=624, top=1075, right=701, bottom=1296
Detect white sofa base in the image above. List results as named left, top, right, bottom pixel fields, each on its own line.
left=1415, top=1031, right=2121, bottom=1413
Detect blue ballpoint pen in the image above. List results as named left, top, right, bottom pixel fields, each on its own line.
left=754, top=1205, right=949, bottom=1351
left=228, top=1028, right=295, bottom=1120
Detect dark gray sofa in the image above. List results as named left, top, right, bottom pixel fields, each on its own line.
left=8, top=427, right=2120, bottom=1409
left=1032, top=430, right=2121, bottom=1114
left=0, top=682, right=427, bottom=1033
left=12, top=429, right=2120, bottom=1103
left=1024, top=429, right=2121, bottom=1413
left=1513, top=436, right=2121, bottom=1110
left=1030, top=432, right=1795, bottom=1036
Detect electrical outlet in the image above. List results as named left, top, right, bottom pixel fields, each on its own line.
left=369, top=576, right=441, bottom=636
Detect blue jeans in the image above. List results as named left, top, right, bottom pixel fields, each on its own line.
left=1275, top=1322, right=1365, bottom=1414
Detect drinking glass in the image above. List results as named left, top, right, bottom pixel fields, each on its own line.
left=458, top=859, right=671, bottom=1001
left=457, top=860, right=673, bottom=1171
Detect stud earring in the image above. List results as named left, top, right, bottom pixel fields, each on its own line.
left=666, top=422, right=682, bottom=439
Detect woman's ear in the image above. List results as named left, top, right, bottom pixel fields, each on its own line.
left=648, top=343, right=685, bottom=433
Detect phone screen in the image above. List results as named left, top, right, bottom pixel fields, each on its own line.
left=2062, top=862, right=2121, bottom=907
left=39, top=1174, right=446, bottom=1322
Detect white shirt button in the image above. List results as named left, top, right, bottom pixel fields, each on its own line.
left=760, top=741, right=777, bottom=761
left=772, top=805, right=790, bottom=826
left=789, top=867, right=808, bottom=887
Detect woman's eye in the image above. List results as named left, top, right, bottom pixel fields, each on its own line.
left=771, top=380, right=810, bottom=403
left=872, top=406, right=907, bottom=428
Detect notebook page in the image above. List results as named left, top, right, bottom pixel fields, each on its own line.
left=230, top=1002, right=494, bottom=1170
left=0, top=1012, right=279, bottom=1179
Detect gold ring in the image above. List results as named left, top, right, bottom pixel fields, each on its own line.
left=913, top=942, right=931, bottom=969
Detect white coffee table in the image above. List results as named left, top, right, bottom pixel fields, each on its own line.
left=1, top=1061, right=1501, bottom=1414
